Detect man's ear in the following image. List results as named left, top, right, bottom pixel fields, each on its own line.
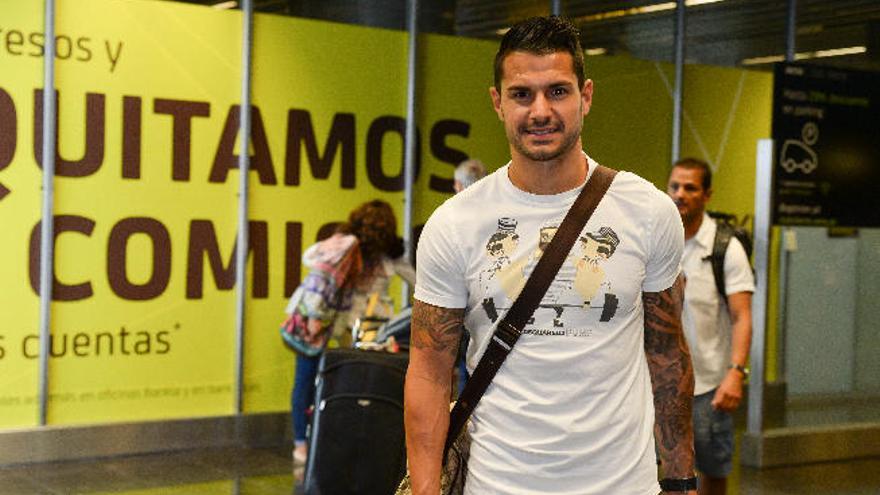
left=489, top=86, right=504, bottom=121
left=581, top=79, right=594, bottom=115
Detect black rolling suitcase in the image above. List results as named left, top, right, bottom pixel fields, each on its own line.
left=303, top=347, right=409, bottom=495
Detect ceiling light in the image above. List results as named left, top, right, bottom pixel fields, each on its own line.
left=686, top=0, right=726, bottom=6
left=811, top=46, right=867, bottom=58
left=213, top=1, right=237, bottom=9
left=495, top=27, right=510, bottom=36
left=585, top=48, right=608, bottom=56
left=741, top=46, right=867, bottom=65
left=741, top=54, right=786, bottom=65
left=579, top=5, right=667, bottom=22
left=578, top=0, right=726, bottom=22
left=638, top=3, right=677, bottom=14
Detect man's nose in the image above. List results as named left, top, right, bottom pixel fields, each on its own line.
left=530, top=94, right=552, bottom=121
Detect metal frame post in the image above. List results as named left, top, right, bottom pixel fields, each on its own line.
left=748, top=139, right=774, bottom=435
left=776, top=0, right=798, bottom=386
left=38, top=0, right=57, bottom=427
left=234, top=0, right=254, bottom=416
left=402, top=0, right=418, bottom=305
left=671, top=0, right=685, bottom=163
left=551, top=0, right=562, bottom=16
left=786, top=0, right=797, bottom=61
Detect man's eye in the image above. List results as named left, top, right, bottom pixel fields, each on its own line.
left=550, top=87, right=568, bottom=97
left=512, top=91, right=529, bottom=100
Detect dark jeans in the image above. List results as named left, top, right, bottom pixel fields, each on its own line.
left=291, top=353, right=321, bottom=442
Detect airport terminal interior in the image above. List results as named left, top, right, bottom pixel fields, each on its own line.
left=2, top=0, right=879, bottom=493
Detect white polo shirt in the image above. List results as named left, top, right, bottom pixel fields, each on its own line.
left=681, top=214, right=754, bottom=395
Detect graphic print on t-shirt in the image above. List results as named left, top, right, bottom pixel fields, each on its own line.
left=478, top=217, right=520, bottom=296
left=480, top=219, right=621, bottom=330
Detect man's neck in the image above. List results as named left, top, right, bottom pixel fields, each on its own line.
left=508, top=146, right=587, bottom=195
left=683, top=212, right=704, bottom=240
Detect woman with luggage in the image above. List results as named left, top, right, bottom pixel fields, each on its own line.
left=289, top=199, right=416, bottom=466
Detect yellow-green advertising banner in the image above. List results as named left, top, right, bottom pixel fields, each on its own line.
left=0, top=0, right=44, bottom=427
left=0, top=0, right=772, bottom=429
left=1, top=0, right=244, bottom=426
left=0, top=0, right=509, bottom=427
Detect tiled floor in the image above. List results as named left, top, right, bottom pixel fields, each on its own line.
left=1, top=444, right=878, bottom=495
left=734, top=457, right=880, bottom=495
left=0, top=447, right=295, bottom=495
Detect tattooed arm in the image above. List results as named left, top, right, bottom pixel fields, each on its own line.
left=404, top=300, right=465, bottom=495
left=642, top=276, right=696, bottom=491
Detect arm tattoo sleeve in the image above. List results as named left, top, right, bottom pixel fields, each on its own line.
left=642, top=276, right=696, bottom=478
left=411, top=301, right=465, bottom=361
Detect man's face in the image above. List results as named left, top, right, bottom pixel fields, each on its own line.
left=490, top=51, right=592, bottom=163
left=667, top=166, right=711, bottom=223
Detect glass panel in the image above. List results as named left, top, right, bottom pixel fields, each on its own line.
left=780, top=226, right=880, bottom=427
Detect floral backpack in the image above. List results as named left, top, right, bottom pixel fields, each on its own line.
left=280, top=234, right=362, bottom=356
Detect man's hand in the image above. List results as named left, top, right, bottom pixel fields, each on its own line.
left=716, top=290, right=752, bottom=413
left=711, top=369, right=744, bottom=412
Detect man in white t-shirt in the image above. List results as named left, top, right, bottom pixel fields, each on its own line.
left=404, top=16, right=697, bottom=495
left=667, top=158, right=754, bottom=495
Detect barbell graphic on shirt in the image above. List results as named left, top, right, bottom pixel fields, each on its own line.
left=481, top=293, right=619, bottom=327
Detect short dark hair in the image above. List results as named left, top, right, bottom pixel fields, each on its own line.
left=672, top=157, right=712, bottom=191
left=494, top=16, right=585, bottom=92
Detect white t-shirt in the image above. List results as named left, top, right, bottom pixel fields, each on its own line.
left=415, top=156, right=684, bottom=495
left=681, top=214, right=754, bottom=395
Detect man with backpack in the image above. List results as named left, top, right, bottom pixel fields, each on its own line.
left=667, top=158, right=754, bottom=495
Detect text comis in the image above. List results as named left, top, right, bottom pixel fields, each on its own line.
left=28, top=215, right=423, bottom=302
